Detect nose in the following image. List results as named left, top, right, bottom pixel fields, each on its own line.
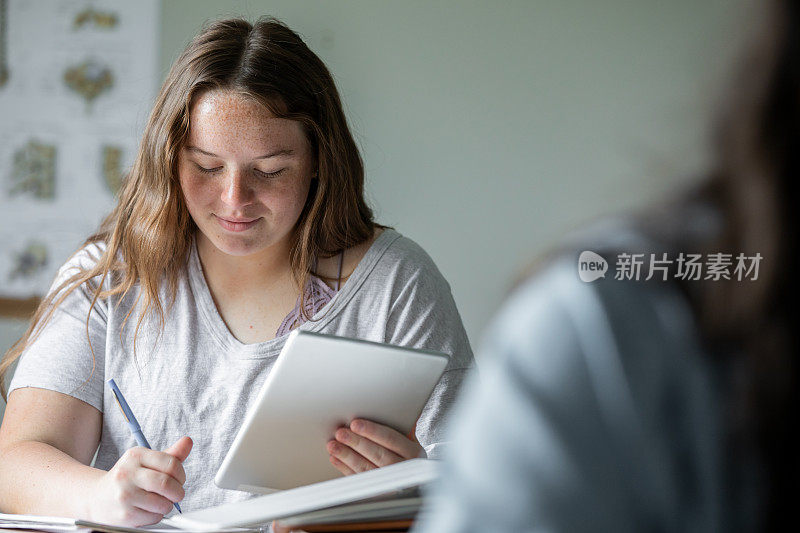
left=221, top=168, right=254, bottom=208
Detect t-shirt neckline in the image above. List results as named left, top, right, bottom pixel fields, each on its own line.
left=187, top=228, right=400, bottom=358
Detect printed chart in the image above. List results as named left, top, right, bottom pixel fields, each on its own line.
left=0, top=0, right=159, bottom=300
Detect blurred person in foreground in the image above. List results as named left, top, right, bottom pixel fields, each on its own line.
left=412, top=0, right=798, bottom=531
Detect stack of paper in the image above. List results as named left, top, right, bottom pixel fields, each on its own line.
left=0, top=514, right=82, bottom=533
left=0, top=513, right=258, bottom=533
left=277, top=495, right=422, bottom=528
left=170, top=459, right=438, bottom=531
left=0, top=459, right=438, bottom=533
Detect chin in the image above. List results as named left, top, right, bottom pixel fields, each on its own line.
left=211, top=231, right=289, bottom=258
left=206, top=234, right=261, bottom=257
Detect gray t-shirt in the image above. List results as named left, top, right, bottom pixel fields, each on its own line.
left=9, top=228, right=474, bottom=511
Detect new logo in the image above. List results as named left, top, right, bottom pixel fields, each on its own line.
left=578, top=251, right=607, bottom=282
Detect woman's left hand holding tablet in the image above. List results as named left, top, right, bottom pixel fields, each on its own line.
left=273, top=421, right=425, bottom=533
left=326, top=418, right=425, bottom=475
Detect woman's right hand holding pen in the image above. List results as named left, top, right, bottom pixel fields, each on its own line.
left=86, top=436, right=193, bottom=527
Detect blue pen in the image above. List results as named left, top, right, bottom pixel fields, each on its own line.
left=107, top=379, right=182, bottom=514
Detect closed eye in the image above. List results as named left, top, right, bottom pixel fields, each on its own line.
left=194, top=164, right=285, bottom=179
left=195, top=163, right=222, bottom=174
left=255, top=168, right=286, bottom=179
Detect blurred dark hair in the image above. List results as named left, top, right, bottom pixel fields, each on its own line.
left=629, top=1, right=800, bottom=528
left=686, top=0, right=799, bottom=527
left=521, top=1, right=798, bottom=527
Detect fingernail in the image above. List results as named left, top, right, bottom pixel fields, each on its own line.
left=351, top=420, right=364, bottom=432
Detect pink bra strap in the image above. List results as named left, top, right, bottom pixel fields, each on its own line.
left=276, top=251, right=344, bottom=337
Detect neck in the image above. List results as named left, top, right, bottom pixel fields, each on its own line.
left=195, top=232, right=296, bottom=294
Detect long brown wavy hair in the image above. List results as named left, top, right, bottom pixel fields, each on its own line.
left=0, top=17, right=376, bottom=398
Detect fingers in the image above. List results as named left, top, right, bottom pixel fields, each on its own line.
left=326, top=420, right=424, bottom=474
left=124, top=484, right=176, bottom=516
left=135, top=447, right=187, bottom=485
left=328, top=454, right=356, bottom=476
left=326, top=439, right=376, bottom=473
left=133, top=465, right=185, bottom=504
left=349, top=419, right=423, bottom=459
left=164, top=436, right=193, bottom=462
left=102, top=442, right=190, bottom=527
left=334, top=427, right=403, bottom=467
left=117, top=506, right=165, bottom=527
left=107, top=468, right=172, bottom=524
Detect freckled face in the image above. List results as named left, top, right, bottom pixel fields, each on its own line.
left=177, top=90, right=315, bottom=257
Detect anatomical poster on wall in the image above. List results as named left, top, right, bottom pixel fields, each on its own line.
left=0, top=0, right=159, bottom=303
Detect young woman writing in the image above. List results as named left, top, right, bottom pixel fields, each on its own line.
left=0, top=17, right=473, bottom=526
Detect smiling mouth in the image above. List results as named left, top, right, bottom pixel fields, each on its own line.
left=214, top=215, right=261, bottom=232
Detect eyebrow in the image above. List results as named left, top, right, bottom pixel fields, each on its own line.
left=185, top=146, right=295, bottom=159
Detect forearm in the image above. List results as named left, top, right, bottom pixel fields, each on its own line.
left=0, top=439, right=103, bottom=519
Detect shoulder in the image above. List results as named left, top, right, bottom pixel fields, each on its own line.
left=50, top=241, right=109, bottom=290
left=47, top=241, right=139, bottom=307
left=494, top=252, right=693, bottom=355
left=59, top=241, right=108, bottom=272
left=316, top=227, right=383, bottom=282
left=322, top=227, right=448, bottom=290
left=483, top=259, right=590, bottom=381
left=487, top=255, right=716, bottom=428
left=373, top=229, right=447, bottom=283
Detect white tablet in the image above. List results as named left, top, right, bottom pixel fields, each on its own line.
left=214, top=330, right=449, bottom=492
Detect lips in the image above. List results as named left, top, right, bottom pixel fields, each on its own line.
left=214, top=215, right=260, bottom=232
